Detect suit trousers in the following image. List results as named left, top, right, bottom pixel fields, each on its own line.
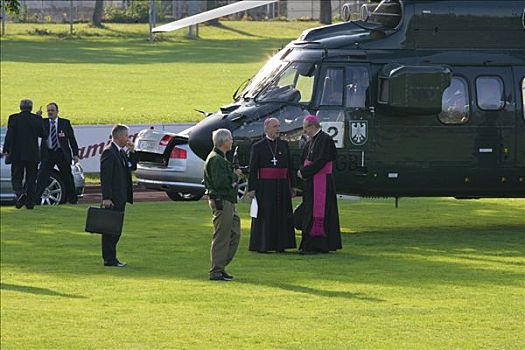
left=36, top=150, right=77, bottom=203
left=101, top=205, right=125, bottom=264
left=11, top=161, right=38, bottom=204
left=209, top=199, right=241, bottom=276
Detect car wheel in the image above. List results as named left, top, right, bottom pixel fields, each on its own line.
left=40, top=171, right=65, bottom=205
left=165, top=191, right=204, bottom=202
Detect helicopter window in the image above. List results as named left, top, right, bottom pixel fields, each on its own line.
left=319, top=68, right=344, bottom=106
left=345, top=67, right=370, bottom=108
left=256, top=62, right=318, bottom=103
left=439, top=77, right=469, bottom=125
left=241, top=48, right=288, bottom=99
left=476, top=76, right=505, bottom=111
left=296, top=74, right=315, bottom=103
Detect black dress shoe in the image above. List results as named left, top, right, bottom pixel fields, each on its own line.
left=104, top=261, right=127, bottom=267
left=209, top=274, right=230, bottom=281
left=222, top=271, right=234, bottom=280
left=15, top=193, right=27, bottom=209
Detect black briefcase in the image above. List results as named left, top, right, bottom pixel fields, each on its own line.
left=85, top=207, right=124, bottom=236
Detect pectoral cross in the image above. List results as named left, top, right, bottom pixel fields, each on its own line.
left=271, top=157, right=278, bottom=166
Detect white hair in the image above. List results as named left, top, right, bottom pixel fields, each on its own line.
left=212, top=128, right=232, bottom=147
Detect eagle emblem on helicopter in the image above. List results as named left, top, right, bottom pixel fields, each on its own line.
left=350, top=121, right=368, bottom=146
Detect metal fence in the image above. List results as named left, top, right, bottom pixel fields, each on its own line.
left=2, top=0, right=365, bottom=24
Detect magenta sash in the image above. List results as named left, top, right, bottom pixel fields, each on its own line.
left=258, top=168, right=288, bottom=179
left=304, top=160, right=333, bottom=237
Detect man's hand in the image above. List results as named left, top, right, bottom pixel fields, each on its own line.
left=234, top=168, right=243, bottom=177
left=297, top=170, right=303, bottom=180
left=126, top=140, right=135, bottom=152
left=36, top=106, right=42, bottom=116
left=247, top=190, right=255, bottom=199
left=102, top=199, right=114, bottom=208
left=73, top=156, right=79, bottom=164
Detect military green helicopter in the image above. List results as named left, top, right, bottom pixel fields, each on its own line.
left=158, top=0, right=525, bottom=198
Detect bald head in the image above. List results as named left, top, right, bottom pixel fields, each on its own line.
left=264, top=117, right=280, bottom=140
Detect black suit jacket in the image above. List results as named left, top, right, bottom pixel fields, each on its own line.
left=3, top=111, right=47, bottom=162
left=100, top=143, right=136, bottom=209
left=40, top=117, right=79, bottom=164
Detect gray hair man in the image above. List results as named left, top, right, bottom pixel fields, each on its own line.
left=2, top=99, right=47, bottom=209
left=203, top=128, right=242, bottom=281
left=99, top=124, right=136, bottom=267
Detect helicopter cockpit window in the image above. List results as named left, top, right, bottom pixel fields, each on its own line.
left=319, top=68, right=344, bottom=106
left=345, top=67, right=370, bottom=108
left=439, top=77, right=469, bottom=125
left=476, top=76, right=505, bottom=111
left=256, top=62, right=318, bottom=103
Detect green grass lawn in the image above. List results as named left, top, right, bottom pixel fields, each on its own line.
left=0, top=22, right=319, bottom=125
left=1, top=198, right=524, bottom=349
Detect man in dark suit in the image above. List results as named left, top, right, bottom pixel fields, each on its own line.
left=36, top=102, right=80, bottom=204
left=100, top=124, right=136, bottom=267
left=2, top=99, right=47, bottom=209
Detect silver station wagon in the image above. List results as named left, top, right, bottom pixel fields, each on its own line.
left=134, top=126, right=246, bottom=201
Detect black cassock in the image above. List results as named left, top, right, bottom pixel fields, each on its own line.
left=248, top=137, right=296, bottom=252
left=299, top=130, right=342, bottom=252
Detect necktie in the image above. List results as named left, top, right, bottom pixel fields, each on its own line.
left=120, top=150, right=128, bottom=167
left=50, top=121, right=58, bottom=150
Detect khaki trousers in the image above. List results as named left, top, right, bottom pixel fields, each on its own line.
left=209, top=199, right=241, bottom=276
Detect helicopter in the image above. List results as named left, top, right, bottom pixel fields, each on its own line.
left=150, top=0, right=525, bottom=199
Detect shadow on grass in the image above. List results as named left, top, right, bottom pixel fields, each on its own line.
left=240, top=279, right=386, bottom=302
left=0, top=38, right=288, bottom=64
left=1, top=200, right=524, bottom=296
left=212, top=23, right=265, bottom=38
left=0, top=283, right=86, bottom=299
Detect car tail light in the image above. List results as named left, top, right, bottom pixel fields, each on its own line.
left=159, top=135, right=173, bottom=146
left=170, top=147, right=187, bottom=159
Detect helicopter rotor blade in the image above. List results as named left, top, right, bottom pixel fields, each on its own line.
left=153, top=0, right=279, bottom=33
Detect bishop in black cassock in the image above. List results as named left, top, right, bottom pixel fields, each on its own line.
left=247, top=118, right=296, bottom=252
left=298, top=115, right=342, bottom=253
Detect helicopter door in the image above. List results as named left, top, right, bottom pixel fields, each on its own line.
left=313, top=65, right=372, bottom=185
left=343, top=65, right=371, bottom=176
left=373, top=70, right=475, bottom=196
left=514, top=67, right=525, bottom=169
left=465, top=67, right=516, bottom=194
